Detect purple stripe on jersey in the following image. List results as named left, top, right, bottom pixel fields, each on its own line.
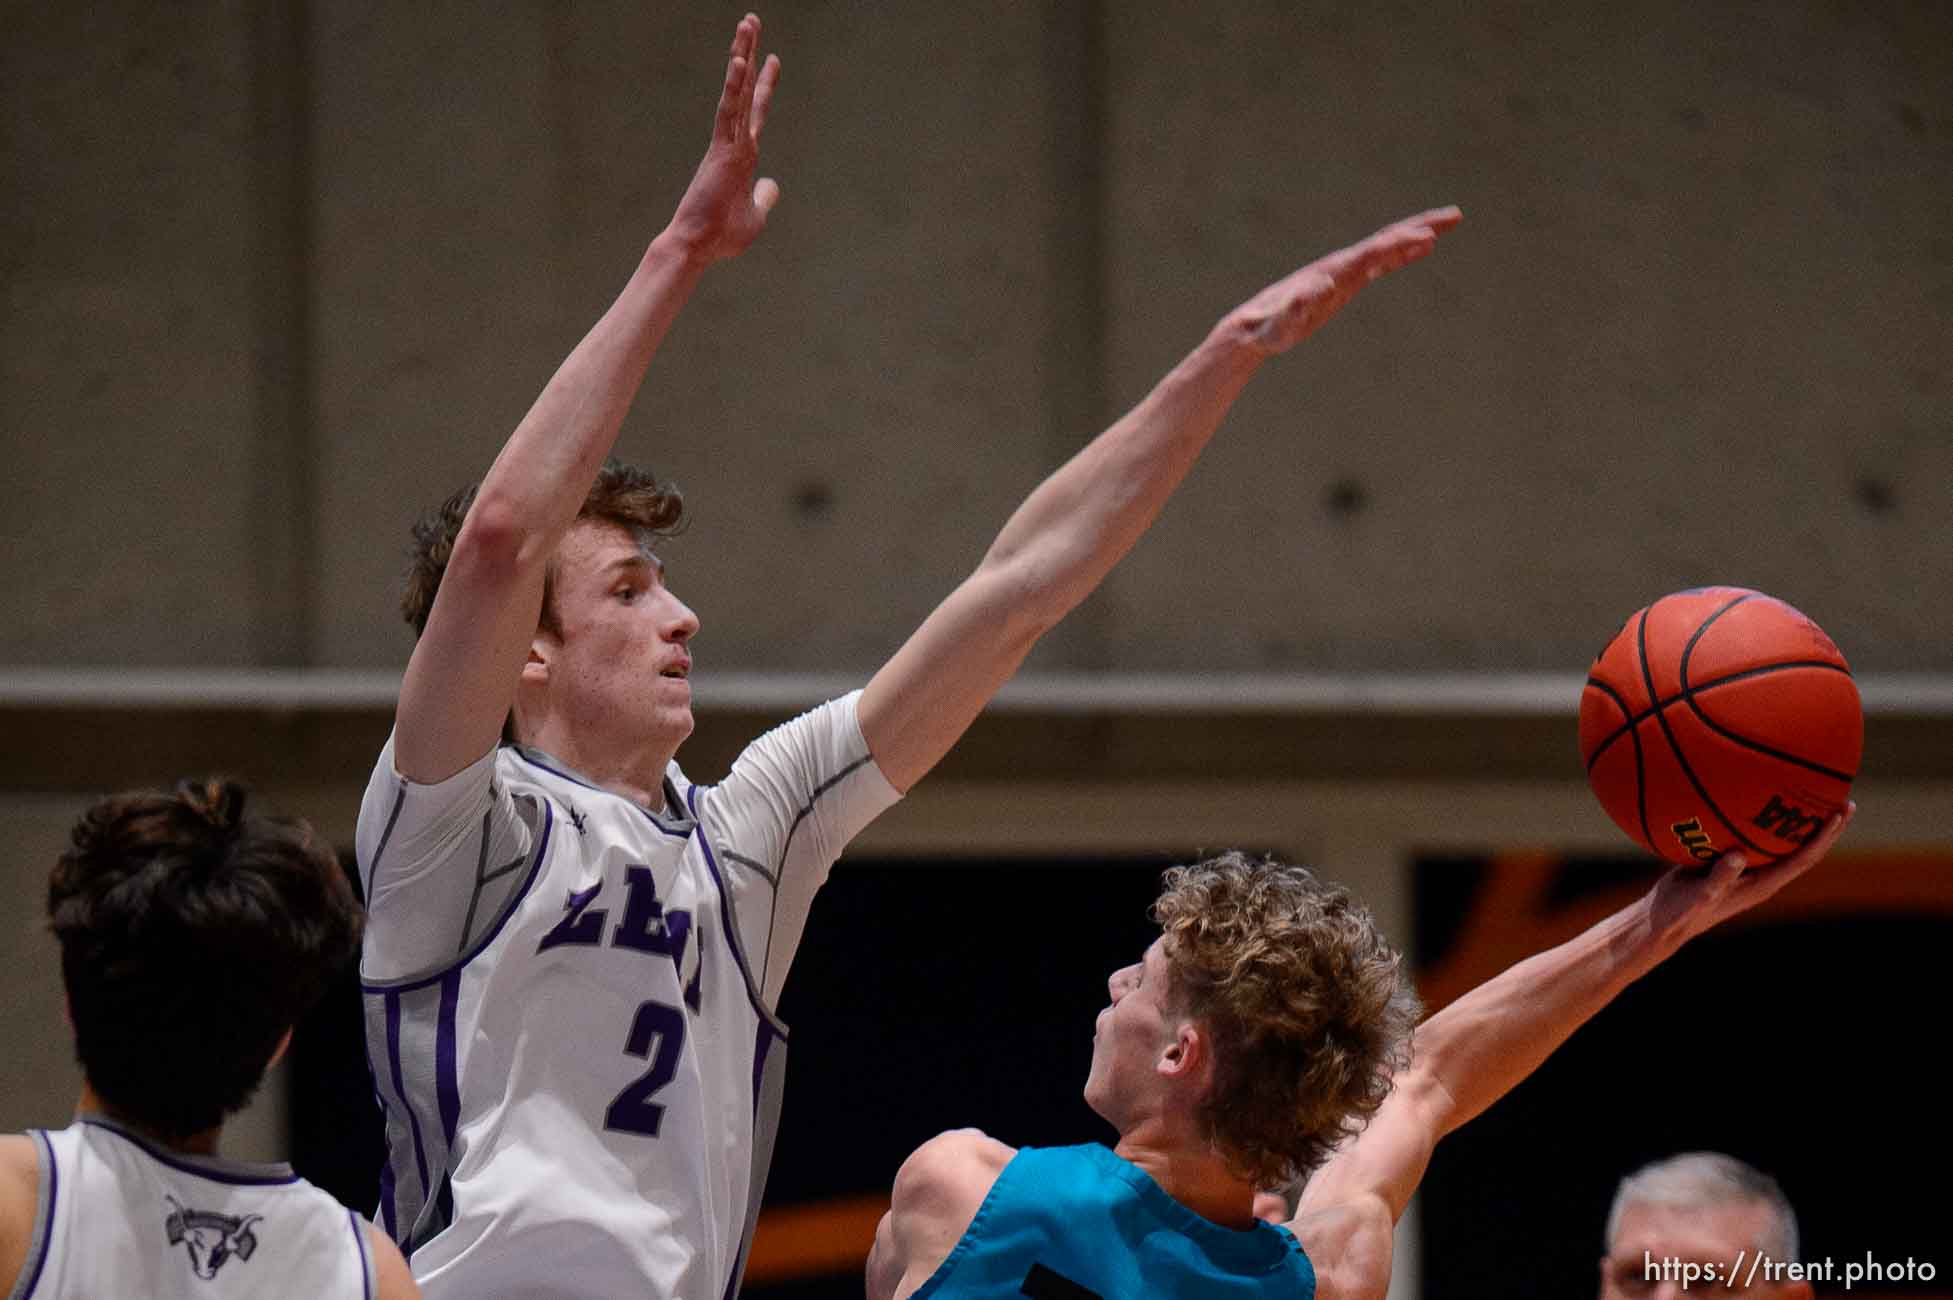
left=360, top=797, right=556, bottom=995
left=436, top=971, right=462, bottom=1145
left=385, top=991, right=432, bottom=1213
left=511, top=750, right=693, bottom=839
left=75, top=1118, right=300, bottom=1186
left=377, top=1153, right=397, bottom=1239
left=19, top=1129, right=56, bottom=1299
left=684, top=785, right=787, bottom=1036
left=367, top=1042, right=398, bottom=1238
left=752, top=1020, right=779, bottom=1118
left=348, top=1210, right=373, bottom=1300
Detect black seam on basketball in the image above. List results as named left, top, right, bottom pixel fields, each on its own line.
left=1639, top=600, right=1772, bottom=859
left=1676, top=593, right=1856, bottom=784
left=1581, top=668, right=1653, bottom=854
left=1678, top=592, right=1757, bottom=692
left=1628, top=702, right=1648, bottom=855
left=1688, top=660, right=1854, bottom=692
left=1582, top=677, right=1635, bottom=773
left=1683, top=693, right=1858, bottom=783
left=1582, top=659, right=1853, bottom=774
left=1633, top=607, right=1657, bottom=854
left=1651, top=710, right=1771, bottom=857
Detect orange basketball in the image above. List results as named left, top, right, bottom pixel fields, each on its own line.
left=1579, top=587, right=1862, bottom=867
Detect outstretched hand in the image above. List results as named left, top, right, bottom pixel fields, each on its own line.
left=1232, top=206, right=1462, bottom=356
left=666, top=13, right=782, bottom=263
left=1648, top=802, right=1856, bottom=946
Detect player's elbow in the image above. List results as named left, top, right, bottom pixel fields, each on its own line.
left=450, top=491, right=548, bottom=583
left=969, top=551, right=1079, bottom=645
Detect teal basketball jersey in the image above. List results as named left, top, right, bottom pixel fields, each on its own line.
left=912, top=1144, right=1315, bottom=1299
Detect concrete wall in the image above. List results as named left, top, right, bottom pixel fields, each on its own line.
left=2, top=7, right=1948, bottom=1289
left=4, top=1, right=1948, bottom=677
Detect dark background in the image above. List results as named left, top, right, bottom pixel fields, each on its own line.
left=1413, top=854, right=1950, bottom=1299
left=289, top=852, right=1951, bottom=1298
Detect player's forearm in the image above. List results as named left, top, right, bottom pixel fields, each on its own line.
left=1306, top=897, right=1680, bottom=1223
left=975, top=316, right=1266, bottom=624
left=465, top=231, right=713, bottom=563
left=1411, top=891, right=1683, bottom=1136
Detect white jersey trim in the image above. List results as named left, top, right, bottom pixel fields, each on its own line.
left=680, top=780, right=788, bottom=1037
left=7, top=1130, right=55, bottom=1300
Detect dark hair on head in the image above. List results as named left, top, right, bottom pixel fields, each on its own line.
left=48, top=778, right=363, bottom=1141
left=402, top=460, right=685, bottom=744
left=400, top=458, right=685, bottom=639
left=1152, top=851, right=1421, bottom=1189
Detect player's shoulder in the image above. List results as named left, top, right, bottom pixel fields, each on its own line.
left=363, top=1218, right=421, bottom=1300
left=912, top=1127, right=1015, bottom=1169
left=0, top=1134, right=39, bottom=1208
left=881, top=1129, right=1015, bottom=1299
left=893, top=1129, right=1016, bottom=1210
left=0, top=1134, right=44, bottom=1294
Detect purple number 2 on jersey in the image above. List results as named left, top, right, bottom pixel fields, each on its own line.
left=537, top=867, right=697, bottom=1138
left=604, top=999, right=686, bottom=1138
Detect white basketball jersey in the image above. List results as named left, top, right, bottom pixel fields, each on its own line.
left=10, top=1118, right=375, bottom=1299
left=356, top=692, right=899, bottom=1300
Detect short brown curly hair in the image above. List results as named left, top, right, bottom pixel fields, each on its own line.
left=1152, top=851, right=1420, bottom=1188
left=400, top=458, right=685, bottom=638
left=51, top=778, right=362, bottom=1139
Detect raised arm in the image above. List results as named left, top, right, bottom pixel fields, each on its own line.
left=1294, top=808, right=1854, bottom=1239
left=394, top=14, right=782, bottom=783
left=858, top=208, right=1462, bottom=791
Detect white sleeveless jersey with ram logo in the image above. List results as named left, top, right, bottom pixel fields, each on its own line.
left=356, top=691, right=899, bottom=1300
left=9, top=1118, right=376, bottom=1299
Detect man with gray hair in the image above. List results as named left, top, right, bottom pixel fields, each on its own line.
left=1599, top=1151, right=1808, bottom=1300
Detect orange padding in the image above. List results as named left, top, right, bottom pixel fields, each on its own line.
left=744, top=1193, right=892, bottom=1284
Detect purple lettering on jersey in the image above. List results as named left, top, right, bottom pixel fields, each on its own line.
left=610, top=865, right=692, bottom=961
left=536, top=880, right=607, bottom=952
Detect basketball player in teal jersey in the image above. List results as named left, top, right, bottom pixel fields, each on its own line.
left=361, top=12, right=1460, bottom=1298
left=868, top=812, right=1852, bottom=1300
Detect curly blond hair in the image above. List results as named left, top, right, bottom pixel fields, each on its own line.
left=1152, top=851, right=1420, bottom=1188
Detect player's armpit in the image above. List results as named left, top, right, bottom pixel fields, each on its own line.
left=1287, top=1192, right=1395, bottom=1300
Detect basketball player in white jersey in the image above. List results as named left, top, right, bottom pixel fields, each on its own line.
left=869, top=812, right=1851, bottom=1300
left=359, top=12, right=1459, bottom=1298
left=0, top=779, right=417, bottom=1300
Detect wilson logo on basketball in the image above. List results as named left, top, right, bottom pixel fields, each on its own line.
left=1753, top=795, right=1824, bottom=846
left=1669, top=818, right=1717, bottom=862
